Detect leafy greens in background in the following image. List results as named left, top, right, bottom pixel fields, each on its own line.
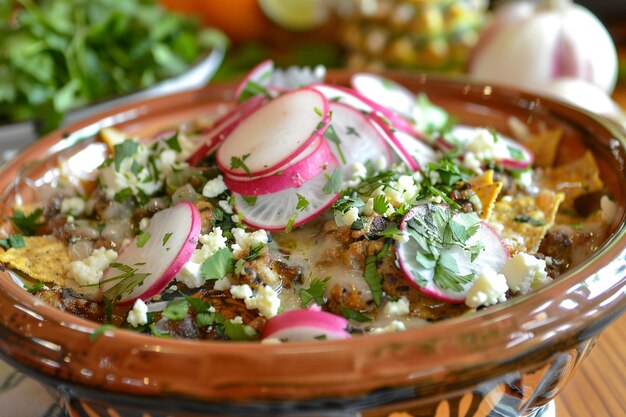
left=0, top=0, right=227, bottom=131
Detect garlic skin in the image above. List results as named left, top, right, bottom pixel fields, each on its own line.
left=469, top=0, right=618, bottom=95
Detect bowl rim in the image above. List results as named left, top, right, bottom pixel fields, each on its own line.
left=0, top=71, right=625, bottom=402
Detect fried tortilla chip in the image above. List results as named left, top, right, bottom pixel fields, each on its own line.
left=489, top=189, right=565, bottom=254
left=537, top=151, right=603, bottom=203
left=523, top=129, right=563, bottom=168
left=0, top=236, right=69, bottom=286
left=470, top=170, right=503, bottom=220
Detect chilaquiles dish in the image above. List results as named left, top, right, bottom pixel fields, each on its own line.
left=0, top=64, right=618, bottom=342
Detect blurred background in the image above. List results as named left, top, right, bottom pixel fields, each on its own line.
left=1, top=0, right=626, bottom=159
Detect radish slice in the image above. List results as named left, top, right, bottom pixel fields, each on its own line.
left=224, top=138, right=337, bottom=196
left=234, top=59, right=274, bottom=100
left=262, top=307, right=351, bottom=341
left=327, top=102, right=393, bottom=175
left=217, top=88, right=331, bottom=178
left=396, top=204, right=509, bottom=303
left=310, top=83, right=420, bottom=137
left=187, top=95, right=266, bottom=165
left=233, top=167, right=340, bottom=231
left=441, top=125, right=534, bottom=169
left=351, top=73, right=416, bottom=119
left=368, top=113, right=421, bottom=171
left=100, top=202, right=201, bottom=304
left=394, top=130, right=438, bottom=169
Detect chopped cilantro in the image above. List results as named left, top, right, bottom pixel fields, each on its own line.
left=364, top=242, right=390, bottom=306
left=324, top=124, right=346, bottom=164
left=373, top=195, right=388, bottom=215
left=299, top=277, right=330, bottom=307
left=222, top=319, right=257, bottom=341
left=162, top=298, right=190, bottom=321
left=433, top=252, right=474, bottom=292
left=164, top=132, right=182, bottom=152
left=230, top=154, right=252, bottom=177
left=296, top=193, right=310, bottom=211
left=24, top=280, right=44, bottom=293
left=338, top=306, right=372, bottom=322
left=322, top=168, right=343, bottom=195
left=244, top=244, right=265, bottom=261
left=238, top=80, right=272, bottom=102
left=346, top=126, right=360, bottom=137
left=114, top=187, right=134, bottom=203
left=201, top=247, right=234, bottom=280
left=285, top=214, right=296, bottom=233
left=135, top=231, right=151, bottom=248
left=9, top=209, right=44, bottom=236
left=113, top=140, right=139, bottom=171
left=507, top=145, right=525, bottom=161
left=99, top=263, right=150, bottom=303
left=313, top=106, right=323, bottom=117
left=162, top=232, right=173, bottom=246
left=241, top=195, right=257, bottom=206
left=185, top=296, right=213, bottom=314
left=0, top=234, right=25, bottom=250
left=89, top=324, right=116, bottom=342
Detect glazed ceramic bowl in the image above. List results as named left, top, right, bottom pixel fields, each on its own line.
left=0, top=72, right=625, bottom=417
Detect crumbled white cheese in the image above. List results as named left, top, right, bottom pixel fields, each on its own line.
left=218, top=199, right=233, bottom=214
left=348, top=162, right=367, bottom=180
left=230, top=284, right=254, bottom=299
left=127, top=299, right=148, bottom=327
left=158, top=149, right=177, bottom=167
left=501, top=252, right=550, bottom=295
left=601, top=195, right=618, bottom=224
left=461, top=152, right=482, bottom=173
left=371, top=320, right=407, bottom=334
left=231, top=227, right=268, bottom=257
left=202, top=175, right=228, bottom=198
left=465, top=267, right=509, bottom=308
left=383, top=175, right=418, bottom=207
left=244, top=285, right=281, bottom=318
left=363, top=198, right=375, bottom=216
left=213, top=277, right=232, bottom=291
left=67, top=247, right=118, bottom=287
left=60, top=197, right=85, bottom=216
left=177, top=227, right=228, bottom=288
left=428, top=170, right=441, bottom=185
left=230, top=315, right=244, bottom=324
left=383, top=296, right=410, bottom=316
left=464, top=128, right=510, bottom=162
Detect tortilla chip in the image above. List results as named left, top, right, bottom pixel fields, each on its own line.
left=470, top=170, right=503, bottom=220
left=523, top=129, right=563, bottom=168
left=537, top=151, right=603, bottom=203
left=488, top=189, right=565, bottom=254
left=0, top=236, right=69, bottom=285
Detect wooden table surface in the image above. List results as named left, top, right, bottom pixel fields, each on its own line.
left=554, top=85, right=626, bottom=417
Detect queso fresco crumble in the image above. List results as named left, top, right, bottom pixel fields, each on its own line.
left=0, top=63, right=617, bottom=342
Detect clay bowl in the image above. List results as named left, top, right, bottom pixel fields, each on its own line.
left=0, top=71, right=625, bottom=417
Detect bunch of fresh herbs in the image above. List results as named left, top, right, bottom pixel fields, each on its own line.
left=0, top=0, right=227, bottom=131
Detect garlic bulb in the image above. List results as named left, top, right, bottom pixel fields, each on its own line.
left=469, top=0, right=618, bottom=94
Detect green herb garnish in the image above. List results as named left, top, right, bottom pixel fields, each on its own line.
left=201, top=247, right=234, bottom=280
left=322, top=168, right=342, bottom=195
left=338, top=306, right=372, bottom=322
left=230, top=154, right=252, bottom=177
left=164, top=132, right=182, bottom=152
left=90, top=324, right=116, bottom=342
left=136, top=231, right=151, bottom=248
left=299, top=277, right=330, bottom=307
left=0, top=234, right=25, bottom=250
left=113, top=140, right=139, bottom=171
left=162, top=298, right=190, bottom=321
left=9, top=209, right=44, bottom=236
left=296, top=193, right=310, bottom=211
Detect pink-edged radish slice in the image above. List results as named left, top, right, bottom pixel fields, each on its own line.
left=351, top=73, right=416, bottom=119
left=233, top=167, right=340, bottom=231
left=225, top=138, right=337, bottom=196
left=234, top=59, right=274, bottom=101
left=100, top=202, right=201, bottom=304
left=187, top=95, right=266, bottom=165
left=262, top=307, right=351, bottom=341
left=394, top=130, right=438, bottom=169
left=368, top=113, right=420, bottom=171
left=441, top=125, right=534, bottom=169
left=310, top=83, right=420, bottom=138
left=327, top=101, right=393, bottom=175
left=217, top=88, right=331, bottom=178
left=396, top=204, right=509, bottom=303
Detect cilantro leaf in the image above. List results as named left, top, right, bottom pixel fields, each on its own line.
left=201, top=247, right=234, bottom=280
left=113, top=140, right=139, bottom=171
left=338, top=306, right=372, bottom=322
left=241, top=195, right=257, bottom=206
left=299, top=277, right=330, bottom=307
left=323, top=124, right=346, bottom=164
left=162, top=298, right=190, bottom=321
left=136, top=231, right=151, bottom=248
left=164, top=132, right=182, bottom=152
left=364, top=242, right=390, bottom=306
left=222, top=319, right=257, bottom=341
left=322, top=168, right=343, bottom=195
left=24, top=280, right=45, bottom=293
left=373, top=195, right=388, bottom=215
left=0, top=234, right=25, bottom=250
left=230, top=154, right=252, bottom=177
left=9, top=209, right=44, bottom=236
left=162, top=232, right=173, bottom=246
left=90, top=324, right=117, bottom=342
left=296, top=193, right=310, bottom=211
